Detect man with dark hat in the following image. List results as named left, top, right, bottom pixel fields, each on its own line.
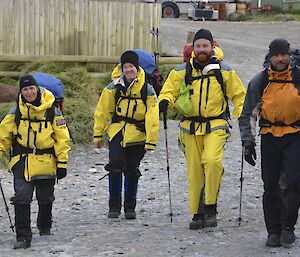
left=94, top=50, right=159, bottom=220
left=0, top=74, right=70, bottom=249
left=239, top=38, right=300, bottom=248
left=158, top=29, right=246, bottom=229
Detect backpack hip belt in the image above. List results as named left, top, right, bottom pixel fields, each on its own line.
left=111, top=115, right=145, bottom=132
left=182, top=113, right=227, bottom=134
left=259, top=118, right=300, bottom=129
left=12, top=141, right=55, bottom=157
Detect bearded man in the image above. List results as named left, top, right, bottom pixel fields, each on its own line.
left=239, top=38, right=300, bottom=248
left=158, top=29, right=246, bottom=229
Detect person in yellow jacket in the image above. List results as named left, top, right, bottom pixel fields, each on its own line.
left=158, top=29, right=246, bottom=230
left=94, top=50, right=159, bottom=219
left=0, top=75, right=70, bottom=249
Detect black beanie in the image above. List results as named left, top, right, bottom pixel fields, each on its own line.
left=193, top=29, right=214, bottom=46
left=120, top=50, right=139, bottom=70
left=269, top=38, right=290, bottom=58
left=19, top=75, right=38, bottom=90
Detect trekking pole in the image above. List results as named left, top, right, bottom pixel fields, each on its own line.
left=67, top=126, right=76, bottom=145
left=99, top=173, right=109, bottom=181
left=0, top=178, right=14, bottom=232
left=238, top=146, right=245, bottom=226
left=163, top=111, right=173, bottom=222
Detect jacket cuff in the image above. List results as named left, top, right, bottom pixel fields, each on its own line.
left=145, top=142, right=156, bottom=150
left=57, top=161, right=67, bottom=169
left=94, top=135, right=103, bottom=143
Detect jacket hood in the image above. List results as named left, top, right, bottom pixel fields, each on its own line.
left=19, top=87, right=55, bottom=113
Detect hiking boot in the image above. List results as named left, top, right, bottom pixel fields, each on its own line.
left=124, top=197, right=137, bottom=220
left=13, top=239, right=31, bottom=249
left=266, top=234, right=281, bottom=247
left=280, top=229, right=296, bottom=248
left=204, top=214, right=217, bottom=227
left=108, top=209, right=121, bottom=218
left=189, top=214, right=204, bottom=230
left=39, top=228, right=51, bottom=236
left=125, top=210, right=136, bottom=220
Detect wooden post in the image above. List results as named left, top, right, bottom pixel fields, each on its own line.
left=78, top=31, right=87, bottom=55
left=187, top=31, right=195, bottom=44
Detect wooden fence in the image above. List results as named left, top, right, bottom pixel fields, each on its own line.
left=0, top=0, right=161, bottom=57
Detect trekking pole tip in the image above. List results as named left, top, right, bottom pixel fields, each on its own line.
left=238, top=217, right=242, bottom=226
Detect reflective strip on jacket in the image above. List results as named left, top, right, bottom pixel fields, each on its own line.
left=158, top=58, right=246, bottom=135
left=93, top=67, right=159, bottom=150
left=0, top=87, right=70, bottom=181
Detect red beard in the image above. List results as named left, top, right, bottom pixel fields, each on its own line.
left=195, top=51, right=213, bottom=64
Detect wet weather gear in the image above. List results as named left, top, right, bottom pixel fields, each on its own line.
left=159, top=57, right=245, bottom=215
left=94, top=68, right=159, bottom=151
left=0, top=88, right=70, bottom=181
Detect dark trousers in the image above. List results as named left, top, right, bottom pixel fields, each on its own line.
left=261, top=133, right=300, bottom=234
left=105, top=131, right=146, bottom=178
left=12, top=157, right=55, bottom=205
left=11, top=157, right=55, bottom=239
left=106, top=132, right=145, bottom=211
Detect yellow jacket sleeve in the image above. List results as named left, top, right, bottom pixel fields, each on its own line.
left=52, top=111, right=71, bottom=169
left=224, top=69, right=246, bottom=118
left=145, top=90, right=159, bottom=150
left=0, top=113, right=16, bottom=155
left=158, top=66, right=185, bottom=108
left=93, top=86, right=116, bottom=142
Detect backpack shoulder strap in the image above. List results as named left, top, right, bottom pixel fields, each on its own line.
left=260, top=69, right=269, bottom=95
left=45, top=104, right=56, bottom=123
left=213, top=68, right=231, bottom=119
left=115, top=89, right=121, bottom=104
left=140, top=79, right=148, bottom=106
left=292, top=67, right=300, bottom=94
left=213, top=69, right=225, bottom=93
left=15, top=101, right=21, bottom=128
left=185, top=61, right=192, bottom=86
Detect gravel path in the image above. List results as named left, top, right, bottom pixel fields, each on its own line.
left=1, top=20, right=300, bottom=257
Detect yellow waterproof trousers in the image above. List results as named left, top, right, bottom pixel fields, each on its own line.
left=179, top=129, right=228, bottom=214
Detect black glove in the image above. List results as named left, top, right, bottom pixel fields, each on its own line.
left=244, top=143, right=256, bottom=166
left=159, top=99, right=169, bottom=114
left=56, top=168, right=67, bottom=179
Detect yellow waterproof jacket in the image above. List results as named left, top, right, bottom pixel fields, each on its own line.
left=0, top=88, right=70, bottom=181
left=94, top=68, right=159, bottom=150
left=158, top=58, right=246, bottom=135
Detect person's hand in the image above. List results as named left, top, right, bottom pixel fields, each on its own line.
left=56, top=168, right=67, bottom=179
left=244, top=143, right=256, bottom=166
left=95, top=140, right=104, bottom=149
left=159, top=99, right=169, bottom=114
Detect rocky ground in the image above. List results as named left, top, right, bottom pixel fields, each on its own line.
left=1, top=20, right=300, bottom=257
